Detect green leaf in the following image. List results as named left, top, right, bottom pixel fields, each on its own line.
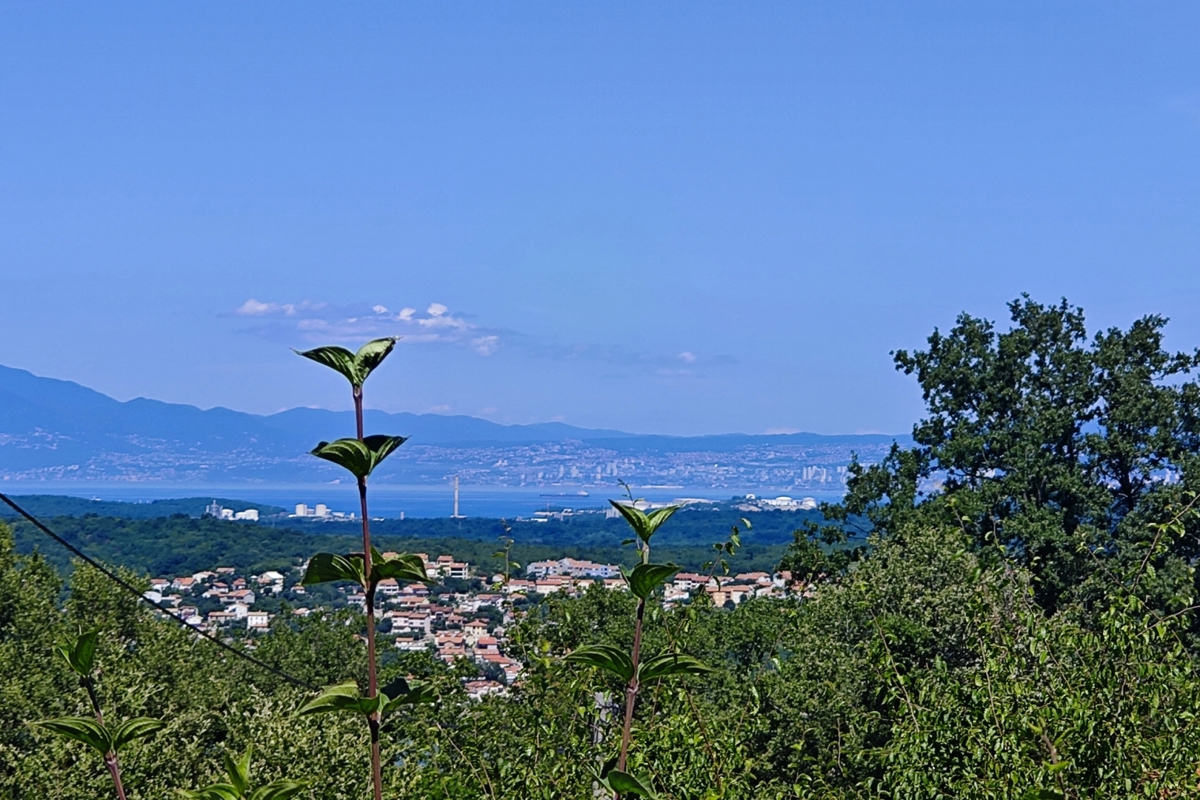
left=251, top=781, right=309, bottom=800
left=34, top=716, right=111, bottom=755
left=294, top=338, right=398, bottom=388
left=608, top=501, right=681, bottom=544
left=380, top=676, right=413, bottom=702
left=224, top=745, right=252, bottom=796
left=602, top=769, right=659, bottom=798
left=626, top=563, right=679, bottom=599
left=56, top=628, right=100, bottom=677
left=564, top=644, right=634, bottom=683
left=305, top=549, right=428, bottom=590
left=370, top=549, right=428, bottom=584
left=352, top=338, right=399, bottom=384
left=302, top=553, right=367, bottom=588
left=110, top=717, right=164, bottom=752
left=310, top=435, right=406, bottom=479
left=638, top=652, right=715, bottom=682
left=294, top=345, right=357, bottom=384
left=296, top=681, right=375, bottom=718
left=381, top=677, right=437, bottom=713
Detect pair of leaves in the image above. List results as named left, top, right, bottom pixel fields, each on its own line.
left=311, top=435, right=406, bottom=480
left=302, top=548, right=428, bottom=590
left=178, top=744, right=306, bottom=800
left=35, top=716, right=163, bottom=757
left=594, top=762, right=658, bottom=799
left=295, top=338, right=398, bottom=389
left=565, top=645, right=713, bottom=685
left=55, top=628, right=99, bottom=677
left=608, top=501, right=680, bottom=546
left=296, top=677, right=435, bottom=720
left=623, top=563, right=679, bottom=600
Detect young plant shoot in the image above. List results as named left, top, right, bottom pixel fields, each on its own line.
left=294, top=338, right=431, bottom=800
left=37, top=629, right=163, bottom=800
left=565, top=501, right=715, bottom=799
left=178, top=744, right=307, bottom=800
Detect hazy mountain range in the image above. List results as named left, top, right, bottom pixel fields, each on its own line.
left=0, top=364, right=907, bottom=487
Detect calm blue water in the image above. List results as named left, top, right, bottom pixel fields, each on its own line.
left=1, top=482, right=847, bottom=519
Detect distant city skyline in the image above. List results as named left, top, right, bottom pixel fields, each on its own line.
left=3, top=3, right=1200, bottom=435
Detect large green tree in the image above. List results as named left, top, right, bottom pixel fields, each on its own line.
left=804, top=296, right=1200, bottom=612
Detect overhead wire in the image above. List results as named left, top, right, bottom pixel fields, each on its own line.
left=0, top=492, right=317, bottom=691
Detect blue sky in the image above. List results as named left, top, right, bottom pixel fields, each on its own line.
left=2, top=2, right=1199, bottom=435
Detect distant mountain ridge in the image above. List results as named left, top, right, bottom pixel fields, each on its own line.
left=0, top=364, right=907, bottom=484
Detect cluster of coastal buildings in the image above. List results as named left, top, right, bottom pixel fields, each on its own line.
left=142, top=550, right=805, bottom=700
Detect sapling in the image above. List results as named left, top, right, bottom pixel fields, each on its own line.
left=36, top=629, right=164, bottom=800
left=178, top=744, right=307, bottom=800
left=565, top=500, right=715, bottom=799
left=293, top=338, right=431, bottom=800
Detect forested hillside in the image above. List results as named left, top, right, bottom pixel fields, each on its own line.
left=6, top=513, right=795, bottom=577
left=3, top=298, right=1200, bottom=799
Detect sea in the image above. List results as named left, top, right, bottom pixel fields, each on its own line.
left=1, top=482, right=848, bottom=519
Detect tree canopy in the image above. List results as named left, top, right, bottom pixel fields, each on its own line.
left=807, top=295, right=1200, bottom=613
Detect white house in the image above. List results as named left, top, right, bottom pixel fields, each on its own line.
left=246, top=610, right=271, bottom=629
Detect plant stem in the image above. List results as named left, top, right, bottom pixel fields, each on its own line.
left=84, top=677, right=128, bottom=800
left=105, top=753, right=128, bottom=800
left=355, top=387, right=383, bottom=800
left=354, top=385, right=365, bottom=440
left=617, top=596, right=646, bottom=774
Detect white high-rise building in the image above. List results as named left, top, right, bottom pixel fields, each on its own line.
left=294, top=504, right=309, bottom=517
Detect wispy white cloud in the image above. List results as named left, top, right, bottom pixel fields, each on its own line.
left=231, top=298, right=734, bottom=374
left=472, top=335, right=500, bottom=355
left=231, top=298, right=500, bottom=354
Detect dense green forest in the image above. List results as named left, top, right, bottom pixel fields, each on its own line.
left=4, top=297, right=1200, bottom=799
left=6, top=513, right=795, bottom=577
left=0, top=495, right=287, bottom=519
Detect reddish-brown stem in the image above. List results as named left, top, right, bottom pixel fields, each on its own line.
left=617, top=596, right=646, bottom=775
left=84, top=678, right=127, bottom=800
left=105, top=754, right=128, bottom=800
left=355, top=388, right=383, bottom=800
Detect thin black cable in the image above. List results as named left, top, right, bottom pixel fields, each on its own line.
left=0, top=492, right=317, bottom=691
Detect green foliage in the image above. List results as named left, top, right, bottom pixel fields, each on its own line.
left=636, top=653, right=714, bottom=682
left=303, top=548, right=428, bottom=594
left=8, top=512, right=796, bottom=580
left=11, top=300, right=1200, bottom=799
left=56, top=627, right=99, bottom=677
left=599, top=767, right=659, bottom=798
left=807, top=295, right=1200, bottom=615
left=179, top=744, right=307, bottom=800
left=625, top=563, right=679, bottom=599
left=702, top=518, right=745, bottom=581
left=295, top=677, right=434, bottom=721
left=34, top=714, right=163, bottom=788
left=294, top=337, right=398, bottom=389
left=310, top=436, right=407, bottom=480
left=565, top=643, right=634, bottom=682
left=609, top=501, right=681, bottom=549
